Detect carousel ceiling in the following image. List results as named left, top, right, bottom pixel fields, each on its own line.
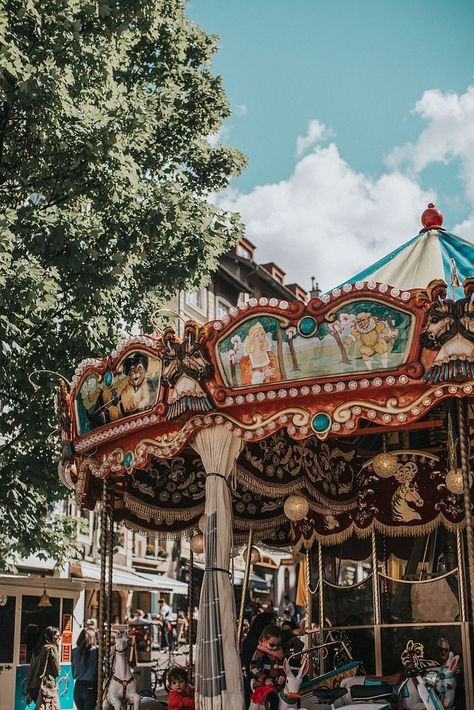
left=57, top=276, right=474, bottom=549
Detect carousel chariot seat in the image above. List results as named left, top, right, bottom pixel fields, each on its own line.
left=348, top=683, right=392, bottom=700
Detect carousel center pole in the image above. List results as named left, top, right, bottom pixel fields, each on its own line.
left=457, top=399, right=474, bottom=617
left=237, top=528, right=254, bottom=646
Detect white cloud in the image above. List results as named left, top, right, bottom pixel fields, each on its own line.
left=207, top=124, right=231, bottom=148
left=216, top=86, right=474, bottom=291
left=387, top=86, right=474, bottom=201
left=296, top=119, right=332, bottom=157
left=235, top=103, right=248, bottom=116
left=217, top=142, right=432, bottom=291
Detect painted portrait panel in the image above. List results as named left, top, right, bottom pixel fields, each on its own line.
left=217, top=302, right=413, bottom=388
left=75, top=350, right=161, bottom=435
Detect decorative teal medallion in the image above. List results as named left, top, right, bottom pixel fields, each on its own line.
left=123, top=451, right=134, bottom=468
left=104, top=370, right=113, bottom=388
left=311, top=412, right=331, bottom=434
left=298, top=316, right=318, bottom=337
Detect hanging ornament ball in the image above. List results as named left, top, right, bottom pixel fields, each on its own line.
left=421, top=203, right=443, bottom=229
left=284, top=494, right=309, bottom=521
left=372, top=452, right=398, bottom=478
left=446, top=468, right=464, bottom=495
left=190, top=533, right=204, bottom=554
left=243, top=546, right=261, bottom=564
left=198, top=515, right=206, bottom=533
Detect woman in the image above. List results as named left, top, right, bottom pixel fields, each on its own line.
left=72, top=628, right=98, bottom=710
left=241, top=611, right=277, bottom=706
left=239, top=322, right=281, bottom=386
left=26, top=626, right=60, bottom=706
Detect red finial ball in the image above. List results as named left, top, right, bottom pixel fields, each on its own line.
left=421, top=203, right=443, bottom=229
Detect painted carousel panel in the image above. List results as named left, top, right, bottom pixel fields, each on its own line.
left=75, top=350, right=161, bottom=435
left=216, top=302, right=414, bottom=388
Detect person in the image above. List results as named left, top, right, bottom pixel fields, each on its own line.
left=167, top=667, right=195, bottom=709
left=159, top=599, right=173, bottom=650
left=437, top=637, right=450, bottom=666
left=249, top=624, right=285, bottom=710
left=241, top=611, right=278, bottom=707
left=72, top=629, right=98, bottom=710
left=239, top=322, right=281, bottom=386
left=283, top=595, right=296, bottom=623
left=26, top=626, right=61, bottom=705
left=241, top=611, right=278, bottom=671
left=264, top=598, right=275, bottom=614
left=280, top=619, right=305, bottom=657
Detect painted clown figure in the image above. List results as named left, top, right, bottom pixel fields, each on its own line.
left=351, top=312, right=390, bottom=369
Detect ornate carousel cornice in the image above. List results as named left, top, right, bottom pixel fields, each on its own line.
left=61, top=278, right=474, bottom=476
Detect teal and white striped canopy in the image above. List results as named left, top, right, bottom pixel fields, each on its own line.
left=341, top=228, right=474, bottom=296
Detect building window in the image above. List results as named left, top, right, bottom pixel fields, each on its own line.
left=185, top=289, right=206, bottom=312
left=145, top=535, right=156, bottom=558
left=217, top=299, right=231, bottom=320
left=236, top=243, right=253, bottom=260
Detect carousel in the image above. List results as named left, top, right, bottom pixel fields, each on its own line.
left=57, top=204, right=474, bottom=709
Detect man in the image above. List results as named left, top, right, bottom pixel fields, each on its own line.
left=159, top=599, right=173, bottom=650
left=283, top=595, right=296, bottom=623
left=437, top=637, right=450, bottom=666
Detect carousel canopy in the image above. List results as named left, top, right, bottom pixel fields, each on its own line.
left=57, top=204, right=474, bottom=708
left=340, top=204, right=474, bottom=294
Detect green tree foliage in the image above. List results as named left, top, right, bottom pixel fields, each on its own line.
left=0, top=0, right=246, bottom=568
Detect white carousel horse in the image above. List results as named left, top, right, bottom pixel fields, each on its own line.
left=398, top=652, right=459, bottom=710
left=104, top=629, right=141, bottom=710
left=249, top=658, right=309, bottom=710
left=340, top=653, right=459, bottom=710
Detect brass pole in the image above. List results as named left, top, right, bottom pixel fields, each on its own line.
left=371, top=530, right=381, bottom=624
left=317, top=541, right=324, bottom=630
left=317, top=542, right=325, bottom=675
left=188, top=548, right=194, bottom=681
left=305, top=550, right=312, bottom=634
left=237, top=528, right=254, bottom=646
left=457, top=398, right=474, bottom=617
left=97, top=478, right=107, bottom=707
left=106, top=487, right=114, bottom=675
left=371, top=529, right=382, bottom=675
left=456, top=530, right=467, bottom=622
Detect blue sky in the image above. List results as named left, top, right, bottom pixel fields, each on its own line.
left=189, top=0, right=474, bottom=290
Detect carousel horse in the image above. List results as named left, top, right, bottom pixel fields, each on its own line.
left=398, top=652, right=459, bottom=710
left=249, top=659, right=310, bottom=710
left=104, top=629, right=141, bottom=710
left=340, top=642, right=458, bottom=710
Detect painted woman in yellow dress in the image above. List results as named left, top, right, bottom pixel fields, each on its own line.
left=239, top=322, right=281, bottom=386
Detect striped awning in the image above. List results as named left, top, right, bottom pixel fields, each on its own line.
left=338, top=228, right=474, bottom=296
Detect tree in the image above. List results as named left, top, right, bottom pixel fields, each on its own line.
left=0, top=0, right=246, bottom=568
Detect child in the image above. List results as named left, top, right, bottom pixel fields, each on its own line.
left=249, top=624, right=285, bottom=709
left=167, top=668, right=195, bottom=710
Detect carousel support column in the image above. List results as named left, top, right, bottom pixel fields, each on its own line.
left=305, top=550, right=312, bottom=648
left=317, top=542, right=325, bottom=675
left=188, top=548, right=194, bottom=681
left=457, top=399, right=474, bottom=616
left=371, top=530, right=382, bottom=675
left=97, top=478, right=108, bottom=707
left=456, top=530, right=467, bottom=623
left=237, top=528, right=254, bottom=647
left=191, top=424, right=244, bottom=710
left=106, top=486, right=114, bottom=676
